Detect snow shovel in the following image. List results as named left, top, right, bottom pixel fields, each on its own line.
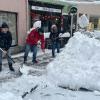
left=0, top=48, right=15, bottom=63
left=0, top=48, right=23, bottom=75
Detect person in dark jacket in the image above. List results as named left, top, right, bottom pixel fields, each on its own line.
left=0, top=22, right=14, bottom=72
left=24, top=21, right=45, bottom=64
left=49, top=24, right=61, bottom=57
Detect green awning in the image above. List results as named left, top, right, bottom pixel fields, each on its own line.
left=28, top=0, right=76, bottom=13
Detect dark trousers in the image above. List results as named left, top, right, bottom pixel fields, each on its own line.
left=0, top=49, right=12, bottom=65
left=51, top=41, right=60, bottom=57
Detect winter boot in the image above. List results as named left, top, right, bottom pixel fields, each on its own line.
left=24, top=56, right=27, bottom=64
left=0, top=64, right=2, bottom=72
left=9, top=63, right=14, bottom=72
left=32, top=60, right=38, bottom=65
left=34, top=60, right=38, bottom=64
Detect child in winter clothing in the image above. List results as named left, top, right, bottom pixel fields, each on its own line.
left=49, top=24, right=61, bottom=57
left=24, top=21, right=45, bottom=64
left=0, top=22, right=14, bottom=72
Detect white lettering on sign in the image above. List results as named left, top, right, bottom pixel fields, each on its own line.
left=31, top=6, right=61, bottom=13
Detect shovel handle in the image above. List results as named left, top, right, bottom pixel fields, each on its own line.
left=0, top=48, right=15, bottom=63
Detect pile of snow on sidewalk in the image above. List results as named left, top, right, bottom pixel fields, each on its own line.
left=47, top=32, right=100, bottom=91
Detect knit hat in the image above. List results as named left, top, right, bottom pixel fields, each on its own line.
left=33, top=21, right=41, bottom=29
left=51, top=24, right=57, bottom=29
left=1, top=22, right=9, bottom=28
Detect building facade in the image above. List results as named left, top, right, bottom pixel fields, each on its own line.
left=0, top=0, right=71, bottom=53
left=0, top=0, right=27, bottom=53
left=77, top=3, right=100, bottom=31
left=28, top=0, right=63, bottom=32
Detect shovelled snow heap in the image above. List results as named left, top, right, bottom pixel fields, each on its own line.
left=47, top=32, right=100, bottom=91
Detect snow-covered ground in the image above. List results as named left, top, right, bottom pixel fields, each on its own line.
left=1, top=31, right=100, bottom=100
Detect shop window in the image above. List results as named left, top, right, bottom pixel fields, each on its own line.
left=89, top=16, right=100, bottom=31
left=41, top=15, right=61, bottom=32
left=0, top=12, right=17, bottom=46
left=30, top=12, right=61, bottom=32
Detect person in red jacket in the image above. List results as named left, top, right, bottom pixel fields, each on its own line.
left=24, top=21, right=45, bottom=64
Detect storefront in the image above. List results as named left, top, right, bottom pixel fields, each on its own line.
left=0, top=0, right=27, bottom=53
left=28, top=0, right=67, bottom=48
left=28, top=0, right=64, bottom=32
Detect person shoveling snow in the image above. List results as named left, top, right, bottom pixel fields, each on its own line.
left=24, top=20, right=45, bottom=64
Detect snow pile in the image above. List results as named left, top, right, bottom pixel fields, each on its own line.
left=93, top=30, right=100, bottom=39
left=60, top=32, right=70, bottom=37
left=44, top=32, right=70, bottom=38
left=44, top=32, right=50, bottom=38
left=47, top=32, right=100, bottom=91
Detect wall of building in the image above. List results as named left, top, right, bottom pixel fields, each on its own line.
left=0, top=0, right=27, bottom=53
left=77, top=4, right=100, bottom=31
left=0, top=0, right=27, bottom=46
left=77, top=4, right=100, bottom=17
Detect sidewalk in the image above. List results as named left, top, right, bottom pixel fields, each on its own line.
left=0, top=49, right=53, bottom=82
left=2, top=49, right=51, bottom=65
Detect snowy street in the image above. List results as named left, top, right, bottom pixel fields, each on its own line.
left=0, top=50, right=53, bottom=81
left=1, top=0, right=100, bottom=99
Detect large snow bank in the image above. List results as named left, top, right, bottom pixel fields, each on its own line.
left=93, top=30, right=100, bottom=39
left=47, top=32, right=100, bottom=91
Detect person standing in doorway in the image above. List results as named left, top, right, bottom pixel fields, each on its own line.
left=24, top=21, right=45, bottom=64
left=0, top=22, right=14, bottom=72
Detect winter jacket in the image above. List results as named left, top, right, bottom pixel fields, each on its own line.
left=49, top=27, right=65, bottom=42
left=0, top=31, right=12, bottom=51
left=49, top=31, right=60, bottom=42
left=26, top=29, right=45, bottom=49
